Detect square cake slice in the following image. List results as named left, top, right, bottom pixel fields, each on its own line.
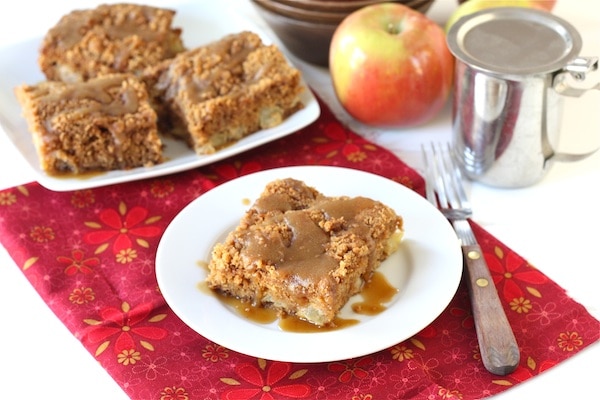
left=15, top=73, right=163, bottom=174
left=206, top=178, right=404, bottom=327
left=143, top=31, right=304, bottom=154
left=39, top=3, right=185, bottom=83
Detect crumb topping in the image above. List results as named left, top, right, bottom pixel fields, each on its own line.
left=39, top=3, right=185, bottom=82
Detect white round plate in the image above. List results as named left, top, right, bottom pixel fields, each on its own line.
left=156, top=166, right=462, bottom=363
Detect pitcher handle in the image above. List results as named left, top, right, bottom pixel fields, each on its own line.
left=544, top=57, right=600, bottom=166
left=543, top=140, right=599, bottom=167
left=553, top=56, right=600, bottom=97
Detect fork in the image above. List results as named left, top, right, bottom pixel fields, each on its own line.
left=422, top=142, right=520, bottom=376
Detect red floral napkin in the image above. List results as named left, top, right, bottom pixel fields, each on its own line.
left=0, top=96, right=598, bottom=400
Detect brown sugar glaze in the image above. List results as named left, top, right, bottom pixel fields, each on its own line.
left=52, top=170, right=106, bottom=180
left=245, top=195, right=382, bottom=282
left=182, top=43, right=258, bottom=104
left=198, top=270, right=397, bottom=333
left=51, top=5, right=169, bottom=50
left=39, top=75, right=139, bottom=118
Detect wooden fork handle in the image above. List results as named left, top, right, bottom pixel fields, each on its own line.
left=462, top=244, right=520, bottom=376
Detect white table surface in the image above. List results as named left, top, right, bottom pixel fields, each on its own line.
left=0, top=1, right=598, bottom=399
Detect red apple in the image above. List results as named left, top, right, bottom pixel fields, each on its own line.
left=329, top=3, right=454, bottom=127
left=446, top=0, right=558, bottom=32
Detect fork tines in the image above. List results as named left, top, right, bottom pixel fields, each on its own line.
left=421, top=142, right=472, bottom=217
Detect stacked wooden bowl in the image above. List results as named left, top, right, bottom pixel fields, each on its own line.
left=251, top=0, right=436, bottom=66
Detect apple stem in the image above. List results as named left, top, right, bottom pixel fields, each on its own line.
left=387, top=22, right=402, bottom=35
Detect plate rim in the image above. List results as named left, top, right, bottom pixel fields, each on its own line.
left=155, top=165, right=463, bottom=363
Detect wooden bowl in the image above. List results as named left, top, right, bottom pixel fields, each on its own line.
left=252, top=0, right=435, bottom=66
left=252, top=1, right=339, bottom=66
left=253, top=0, right=348, bottom=24
left=271, top=0, right=405, bottom=13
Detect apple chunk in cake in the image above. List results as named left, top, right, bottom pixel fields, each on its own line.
left=206, top=178, right=404, bottom=327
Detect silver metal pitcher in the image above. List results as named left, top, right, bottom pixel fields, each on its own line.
left=447, top=7, right=599, bottom=188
